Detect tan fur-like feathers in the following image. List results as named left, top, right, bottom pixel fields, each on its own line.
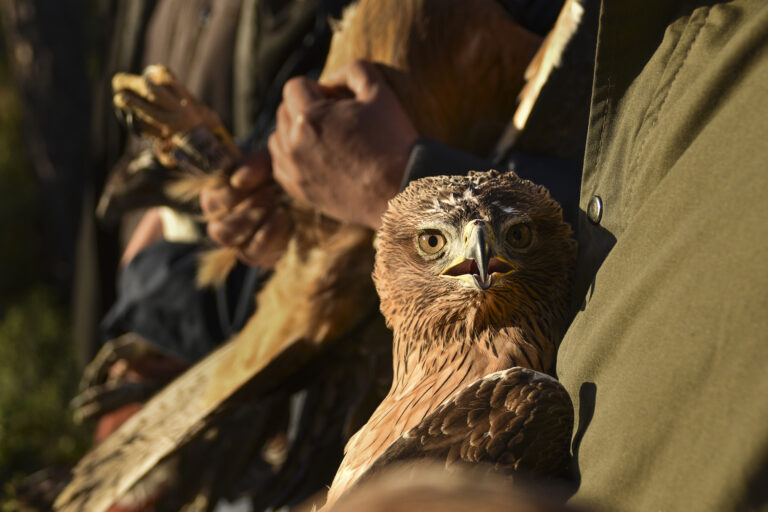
left=58, top=1, right=554, bottom=510
left=324, top=170, right=577, bottom=507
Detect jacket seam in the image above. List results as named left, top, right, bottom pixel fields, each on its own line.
left=625, top=7, right=711, bottom=217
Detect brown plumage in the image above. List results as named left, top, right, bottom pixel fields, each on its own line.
left=324, top=170, right=577, bottom=507
left=56, top=1, right=547, bottom=510
left=362, top=368, right=574, bottom=478
left=322, top=0, right=540, bottom=155
left=55, top=221, right=391, bottom=512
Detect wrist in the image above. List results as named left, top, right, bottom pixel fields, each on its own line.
left=365, top=143, right=413, bottom=229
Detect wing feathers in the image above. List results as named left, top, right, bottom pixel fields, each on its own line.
left=361, top=367, right=573, bottom=486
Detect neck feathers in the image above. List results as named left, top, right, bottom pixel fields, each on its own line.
left=391, top=304, right=557, bottom=388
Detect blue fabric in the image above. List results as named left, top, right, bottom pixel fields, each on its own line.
left=100, top=240, right=268, bottom=362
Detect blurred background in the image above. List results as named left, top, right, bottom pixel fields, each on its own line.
left=0, top=0, right=124, bottom=497
left=0, top=1, right=348, bottom=503
left=0, top=52, right=88, bottom=495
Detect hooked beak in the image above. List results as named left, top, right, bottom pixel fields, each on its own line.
left=441, top=221, right=514, bottom=290
left=465, top=220, right=490, bottom=288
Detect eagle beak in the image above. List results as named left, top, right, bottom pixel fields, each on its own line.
left=465, top=221, right=490, bottom=289
left=441, top=220, right=495, bottom=290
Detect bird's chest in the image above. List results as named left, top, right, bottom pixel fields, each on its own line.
left=326, top=335, right=513, bottom=504
left=347, top=341, right=507, bottom=462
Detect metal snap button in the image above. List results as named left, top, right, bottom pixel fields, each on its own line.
left=587, top=195, right=603, bottom=224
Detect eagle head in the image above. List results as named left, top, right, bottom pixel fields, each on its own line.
left=373, top=170, right=577, bottom=361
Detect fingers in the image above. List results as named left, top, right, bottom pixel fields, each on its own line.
left=200, top=145, right=289, bottom=264
left=207, top=201, right=293, bottom=268
left=238, top=206, right=294, bottom=267
left=269, top=94, right=320, bottom=209
left=282, top=76, right=325, bottom=119
left=323, top=59, right=383, bottom=100
left=207, top=203, right=263, bottom=248
left=276, top=99, right=293, bottom=140
left=269, top=76, right=335, bottom=206
left=230, top=150, right=272, bottom=189
left=203, top=180, right=293, bottom=268
left=205, top=184, right=283, bottom=246
left=201, top=177, right=280, bottom=218
left=280, top=78, right=321, bottom=152
left=268, top=109, right=309, bottom=206
left=200, top=183, right=244, bottom=217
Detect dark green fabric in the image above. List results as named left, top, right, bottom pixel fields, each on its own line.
left=558, top=0, right=768, bottom=510
left=233, top=0, right=318, bottom=138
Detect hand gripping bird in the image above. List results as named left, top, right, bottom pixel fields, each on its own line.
left=323, top=170, right=578, bottom=508
left=55, top=0, right=559, bottom=509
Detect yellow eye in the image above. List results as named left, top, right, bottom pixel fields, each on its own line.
left=506, top=223, right=533, bottom=249
left=418, top=231, right=447, bottom=255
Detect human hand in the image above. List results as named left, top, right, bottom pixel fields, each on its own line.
left=200, top=151, right=293, bottom=267
left=268, top=60, right=418, bottom=229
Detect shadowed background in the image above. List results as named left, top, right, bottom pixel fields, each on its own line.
left=0, top=0, right=107, bottom=498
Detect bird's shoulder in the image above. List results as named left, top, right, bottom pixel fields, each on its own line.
left=359, top=367, right=574, bottom=482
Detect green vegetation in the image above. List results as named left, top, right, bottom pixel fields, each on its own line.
left=0, top=288, right=88, bottom=477
left=0, top=47, right=88, bottom=491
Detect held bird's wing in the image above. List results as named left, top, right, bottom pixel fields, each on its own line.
left=55, top=223, right=381, bottom=512
left=361, top=368, right=573, bottom=483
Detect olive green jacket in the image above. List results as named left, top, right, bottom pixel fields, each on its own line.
left=558, top=0, right=768, bottom=510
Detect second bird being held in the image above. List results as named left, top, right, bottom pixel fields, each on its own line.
left=324, top=169, right=579, bottom=508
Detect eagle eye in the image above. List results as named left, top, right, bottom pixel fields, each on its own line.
left=506, top=223, right=533, bottom=250
left=417, top=230, right=447, bottom=255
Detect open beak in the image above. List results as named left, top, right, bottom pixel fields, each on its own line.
left=465, top=220, right=490, bottom=288
left=441, top=221, right=514, bottom=290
